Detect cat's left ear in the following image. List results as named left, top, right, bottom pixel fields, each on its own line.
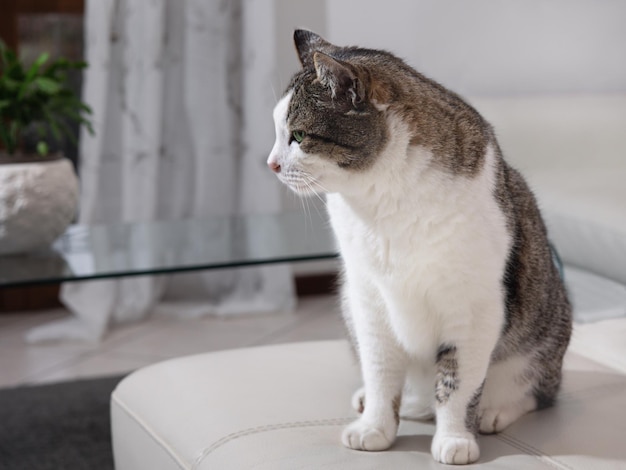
left=294, top=29, right=335, bottom=67
left=313, top=52, right=366, bottom=108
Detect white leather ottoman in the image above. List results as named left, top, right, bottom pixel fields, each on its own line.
left=111, top=339, right=626, bottom=469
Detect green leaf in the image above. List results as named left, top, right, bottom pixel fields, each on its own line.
left=25, top=52, right=49, bottom=82
left=17, top=75, right=35, bottom=101
left=42, top=107, right=62, bottom=141
left=33, top=52, right=49, bottom=69
left=83, top=119, right=95, bottom=136
left=2, top=78, right=20, bottom=92
left=57, top=117, right=79, bottom=145
left=79, top=102, right=93, bottom=114
left=35, top=77, right=62, bottom=94
left=36, top=141, right=49, bottom=156
left=0, top=40, right=95, bottom=155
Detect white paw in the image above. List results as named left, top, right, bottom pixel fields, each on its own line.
left=431, top=432, right=480, bottom=465
left=479, top=400, right=532, bottom=434
left=351, top=387, right=365, bottom=413
left=342, top=418, right=396, bottom=451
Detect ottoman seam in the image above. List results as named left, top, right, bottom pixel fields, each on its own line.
left=491, top=380, right=626, bottom=470
left=195, top=418, right=575, bottom=469
left=113, top=393, right=190, bottom=469
left=192, top=417, right=354, bottom=469
left=495, top=433, right=573, bottom=470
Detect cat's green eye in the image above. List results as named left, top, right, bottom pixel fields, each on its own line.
left=292, top=130, right=306, bottom=144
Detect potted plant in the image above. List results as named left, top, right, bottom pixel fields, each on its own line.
left=0, top=40, right=93, bottom=254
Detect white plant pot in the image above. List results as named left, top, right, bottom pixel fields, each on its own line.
left=0, top=156, right=79, bottom=255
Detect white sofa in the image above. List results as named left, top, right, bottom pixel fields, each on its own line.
left=111, top=95, right=626, bottom=468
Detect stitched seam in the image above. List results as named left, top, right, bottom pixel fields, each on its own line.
left=114, top=378, right=625, bottom=470
left=494, top=434, right=554, bottom=469
left=192, top=417, right=354, bottom=469
left=112, top=394, right=190, bottom=469
left=496, top=433, right=574, bottom=470
left=492, top=381, right=626, bottom=470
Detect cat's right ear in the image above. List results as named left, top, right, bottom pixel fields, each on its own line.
left=294, top=29, right=333, bottom=67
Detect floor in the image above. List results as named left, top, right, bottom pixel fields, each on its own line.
left=0, top=294, right=345, bottom=389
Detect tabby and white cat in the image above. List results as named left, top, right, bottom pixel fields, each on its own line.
left=268, top=30, right=572, bottom=465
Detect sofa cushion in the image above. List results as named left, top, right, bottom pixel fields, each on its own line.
left=111, top=340, right=626, bottom=469
left=564, top=265, right=626, bottom=323
left=534, top=168, right=626, bottom=286
left=568, top=317, right=626, bottom=374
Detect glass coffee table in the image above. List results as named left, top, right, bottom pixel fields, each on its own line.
left=0, top=211, right=338, bottom=288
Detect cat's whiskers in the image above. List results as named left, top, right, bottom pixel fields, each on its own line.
left=300, top=173, right=329, bottom=206
left=270, top=82, right=279, bottom=105
left=285, top=171, right=315, bottom=229
left=285, top=171, right=326, bottom=228
left=301, top=184, right=314, bottom=233
left=301, top=178, right=327, bottom=222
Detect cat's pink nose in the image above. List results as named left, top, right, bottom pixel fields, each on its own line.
left=268, top=158, right=281, bottom=174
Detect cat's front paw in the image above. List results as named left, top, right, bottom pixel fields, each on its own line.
left=341, top=418, right=396, bottom=451
left=431, top=432, right=480, bottom=465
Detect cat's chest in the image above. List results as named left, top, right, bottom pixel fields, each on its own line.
left=327, top=195, right=442, bottom=277
left=353, top=219, right=413, bottom=272
left=325, top=183, right=502, bottom=292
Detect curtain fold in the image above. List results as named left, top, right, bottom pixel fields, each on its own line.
left=27, top=0, right=295, bottom=343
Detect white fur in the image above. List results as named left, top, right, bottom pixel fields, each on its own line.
left=479, top=354, right=538, bottom=433
left=270, top=95, right=513, bottom=465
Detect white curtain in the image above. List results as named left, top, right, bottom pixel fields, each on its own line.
left=27, top=0, right=295, bottom=343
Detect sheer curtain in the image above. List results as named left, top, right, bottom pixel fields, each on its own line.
left=27, top=0, right=295, bottom=342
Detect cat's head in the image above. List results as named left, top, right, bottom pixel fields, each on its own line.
left=267, top=30, right=392, bottom=196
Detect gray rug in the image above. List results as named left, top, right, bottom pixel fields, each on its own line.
left=0, top=375, right=125, bottom=470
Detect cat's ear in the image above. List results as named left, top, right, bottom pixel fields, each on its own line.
left=294, top=29, right=334, bottom=67
left=313, top=51, right=366, bottom=108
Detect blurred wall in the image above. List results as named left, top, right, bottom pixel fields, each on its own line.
left=326, top=0, right=626, bottom=96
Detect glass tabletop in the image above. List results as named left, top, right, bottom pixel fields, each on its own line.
left=0, top=211, right=338, bottom=288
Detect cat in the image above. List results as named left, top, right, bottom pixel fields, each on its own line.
left=267, top=30, right=572, bottom=465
